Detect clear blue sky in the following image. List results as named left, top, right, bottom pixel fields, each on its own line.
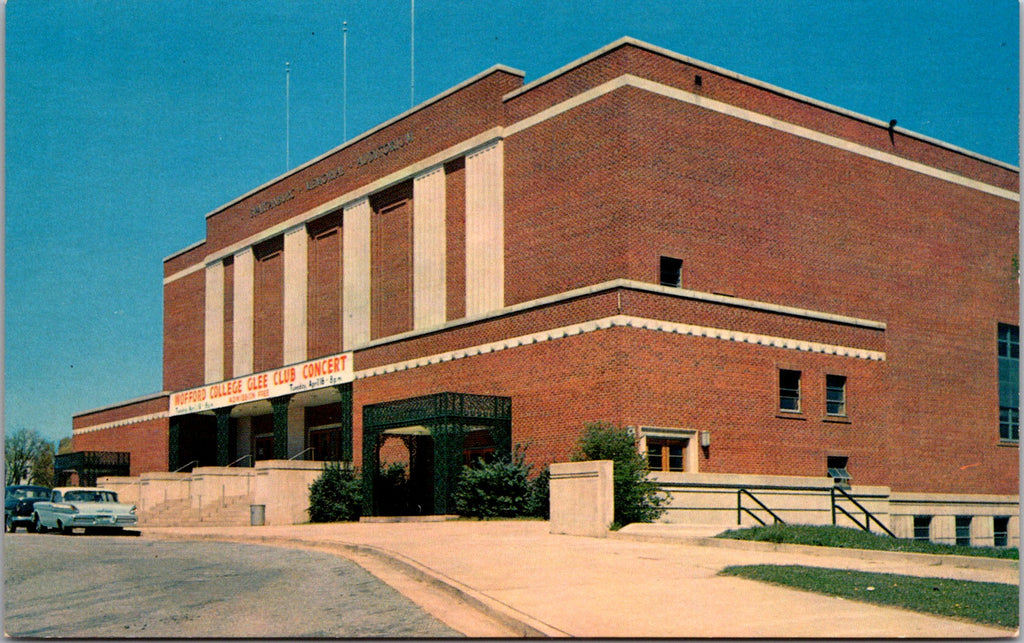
left=5, top=0, right=1019, bottom=444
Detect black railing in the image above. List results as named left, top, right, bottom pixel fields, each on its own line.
left=831, top=486, right=896, bottom=537
left=737, top=488, right=786, bottom=526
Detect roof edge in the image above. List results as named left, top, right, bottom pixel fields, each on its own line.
left=203, top=64, right=525, bottom=221
left=503, top=36, right=1018, bottom=173
left=74, top=391, right=170, bottom=419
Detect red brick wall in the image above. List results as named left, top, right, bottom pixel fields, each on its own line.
left=445, top=158, right=467, bottom=321
left=504, top=90, right=632, bottom=305
left=163, top=270, right=205, bottom=391
left=253, top=236, right=284, bottom=372
left=73, top=396, right=170, bottom=476
left=307, top=210, right=343, bottom=358
left=370, top=181, right=414, bottom=339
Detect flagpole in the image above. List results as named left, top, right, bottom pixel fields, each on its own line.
left=343, top=21, right=348, bottom=141
left=285, top=61, right=291, bottom=170
left=405, top=0, right=409, bottom=106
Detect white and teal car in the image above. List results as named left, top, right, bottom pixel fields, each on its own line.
left=33, top=487, right=137, bottom=534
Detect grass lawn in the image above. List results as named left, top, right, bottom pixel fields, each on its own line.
left=717, top=524, right=1019, bottom=560
left=720, top=564, right=1019, bottom=629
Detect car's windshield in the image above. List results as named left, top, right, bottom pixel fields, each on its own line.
left=63, top=491, right=118, bottom=503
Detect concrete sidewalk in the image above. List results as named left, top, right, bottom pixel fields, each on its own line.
left=143, top=520, right=1018, bottom=638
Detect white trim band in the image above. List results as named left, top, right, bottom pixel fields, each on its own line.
left=73, top=412, right=169, bottom=436
left=354, top=314, right=885, bottom=380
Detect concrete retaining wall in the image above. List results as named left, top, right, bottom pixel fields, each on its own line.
left=549, top=460, right=614, bottom=537
left=653, top=471, right=891, bottom=530
left=253, top=460, right=326, bottom=526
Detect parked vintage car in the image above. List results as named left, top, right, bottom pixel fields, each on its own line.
left=5, top=485, right=51, bottom=532
left=33, top=487, right=137, bottom=534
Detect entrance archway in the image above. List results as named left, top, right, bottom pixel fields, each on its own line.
left=362, top=392, right=511, bottom=516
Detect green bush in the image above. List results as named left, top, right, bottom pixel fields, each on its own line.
left=572, top=421, right=666, bottom=525
left=526, top=466, right=550, bottom=519
left=454, top=446, right=544, bottom=518
left=308, top=462, right=362, bottom=522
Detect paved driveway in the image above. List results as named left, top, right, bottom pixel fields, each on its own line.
left=3, top=533, right=459, bottom=638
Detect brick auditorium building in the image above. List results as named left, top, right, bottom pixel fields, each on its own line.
left=69, top=38, right=1019, bottom=543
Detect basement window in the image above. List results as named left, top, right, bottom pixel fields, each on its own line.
left=913, top=515, right=932, bottom=542
left=659, top=256, right=683, bottom=288
left=826, top=456, right=850, bottom=488
left=955, top=516, right=972, bottom=546
left=994, top=516, right=1010, bottom=547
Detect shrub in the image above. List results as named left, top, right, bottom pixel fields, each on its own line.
left=526, top=466, right=550, bottom=519
left=308, top=462, right=362, bottom=522
left=572, top=421, right=666, bottom=525
left=454, top=446, right=538, bottom=518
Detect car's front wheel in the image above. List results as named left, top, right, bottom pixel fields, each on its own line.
left=33, top=514, right=47, bottom=534
left=5, top=514, right=16, bottom=533
left=57, top=520, right=74, bottom=536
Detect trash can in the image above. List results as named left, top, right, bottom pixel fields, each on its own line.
left=250, top=504, right=265, bottom=526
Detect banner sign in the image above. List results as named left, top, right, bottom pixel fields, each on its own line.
left=170, top=352, right=354, bottom=416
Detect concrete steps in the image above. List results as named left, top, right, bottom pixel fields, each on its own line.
left=138, top=495, right=255, bottom=527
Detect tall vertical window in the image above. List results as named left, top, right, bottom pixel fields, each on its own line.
left=779, top=369, right=801, bottom=412
left=659, top=256, right=683, bottom=288
left=955, top=515, right=972, bottom=547
left=825, top=375, right=847, bottom=416
left=998, top=324, right=1019, bottom=441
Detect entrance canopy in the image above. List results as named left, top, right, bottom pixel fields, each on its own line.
left=362, top=392, right=512, bottom=516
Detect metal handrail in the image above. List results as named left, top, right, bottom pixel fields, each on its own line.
left=172, top=460, right=198, bottom=473
left=289, top=448, right=315, bottom=461
left=831, top=486, right=896, bottom=537
left=737, top=488, right=786, bottom=526
left=227, top=455, right=252, bottom=468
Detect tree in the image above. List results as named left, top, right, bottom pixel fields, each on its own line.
left=572, top=422, right=666, bottom=526
left=5, top=429, right=55, bottom=487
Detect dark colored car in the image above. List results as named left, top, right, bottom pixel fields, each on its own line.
left=5, top=485, right=51, bottom=532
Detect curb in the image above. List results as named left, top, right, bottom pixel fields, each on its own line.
left=144, top=529, right=569, bottom=638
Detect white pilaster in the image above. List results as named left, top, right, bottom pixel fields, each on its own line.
left=283, top=225, right=308, bottom=364
left=233, top=247, right=255, bottom=376
left=203, top=261, right=224, bottom=384
left=413, top=166, right=447, bottom=329
left=465, top=140, right=504, bottom=316
left=342, top=197, right=371, bottom=349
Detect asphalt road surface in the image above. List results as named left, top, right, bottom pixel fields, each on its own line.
left=4, top=533, right=461, bottom=638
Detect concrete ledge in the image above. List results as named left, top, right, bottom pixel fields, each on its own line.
left=610, top=525, right=1019, bottom=573
left=359, top=515, right=460, bottom=523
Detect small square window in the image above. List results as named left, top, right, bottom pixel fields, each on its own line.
left=955, top=515, right=972, bottom=546
left=998, top=324, right=1019, bottom=358
left=825, top=375, right=847, bottom=416
left=779, top=370, right=801, bottom=412
left=1000, top=407, right=1019, bottom=441
left=659, top=257, right=683, bottom=288
left=913, top=515, right=931, bottom=542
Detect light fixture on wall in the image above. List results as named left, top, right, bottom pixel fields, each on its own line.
left=700, top=431, right=711, bottom=448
